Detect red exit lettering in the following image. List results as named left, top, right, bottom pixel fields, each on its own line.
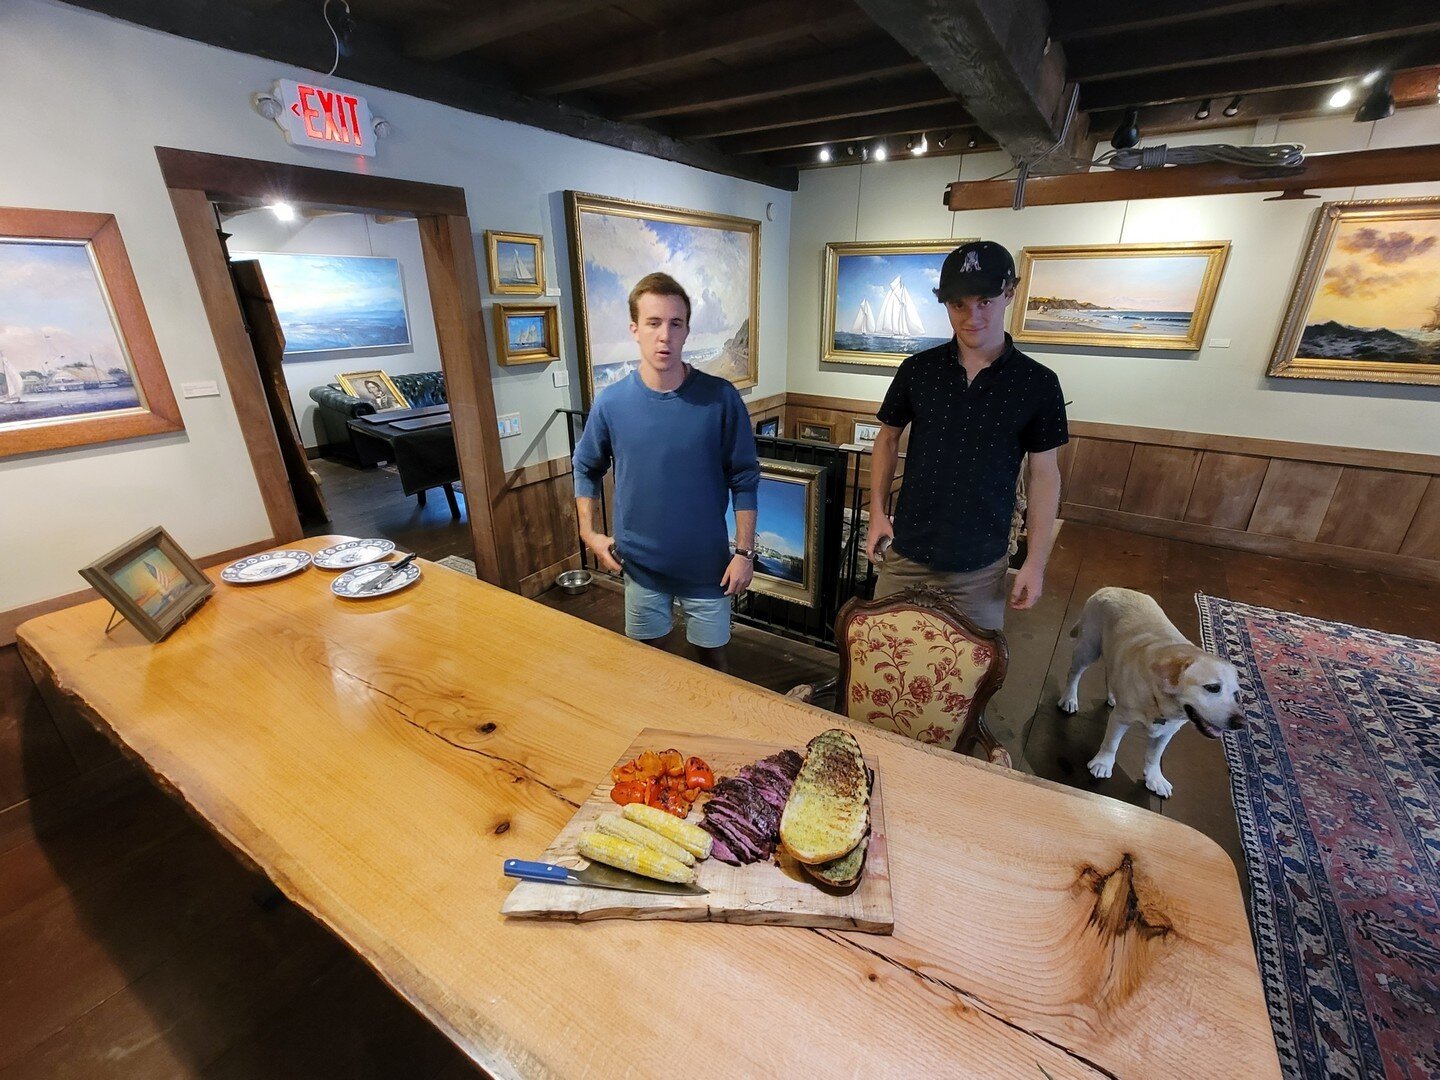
left=292, top=83, right=365, bottom=150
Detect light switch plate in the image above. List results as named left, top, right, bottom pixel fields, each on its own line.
left=544, top=286, right=561, bottom=297
left=181, top=380, right=220, bottom=398
left=1207, top=338, right=1231, bottom=348
left=552, top=370, right=569, bottom=387
left=498, top=412, right=521, bottom=438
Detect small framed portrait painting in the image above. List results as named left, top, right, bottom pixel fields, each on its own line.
left=796, top=421, right=833, bottom=444
left=79, top=526, right=214, bottom=643
left=338, top=370, right=409, bottom=411
left=755, top=416, right=780, bottom=437
left=492, top=304, right=561, bottom=366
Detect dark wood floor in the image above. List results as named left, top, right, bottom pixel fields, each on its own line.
left=4, top=519, right=1438, bottom=1076
left=302, top=456, right=474, bottom=564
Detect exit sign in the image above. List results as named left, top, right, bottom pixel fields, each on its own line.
left=272, top=79, right=375, bottom=157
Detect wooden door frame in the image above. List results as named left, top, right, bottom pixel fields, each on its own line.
left=156, top=147, right=517, bottom=589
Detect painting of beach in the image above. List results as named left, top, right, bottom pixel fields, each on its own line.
left=566, top=192, right=758, bottom=405
left=724, top=460, right=824, bottom=607
left=1012, top=242, right=1230, bottom=351
left=823, top=240, right=961, bottom=366
left=1269, top=199, right=1440, bottom=386
left=0, top=238, right=144, bottom=430
left=234, top=252, right=411, bottom=354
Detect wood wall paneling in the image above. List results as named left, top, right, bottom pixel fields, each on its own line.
left=1064, top=438, right=1135, bottom=510
left=1119, top=445, right=1202, bottom=521
left=1183, top=452, right=1270, bottom=531
left=1400, top=478, right=1440, bottom=561
left=1316, top=468, right=1431, bottom=553
left=1247, top=460, right=1345, bottom=541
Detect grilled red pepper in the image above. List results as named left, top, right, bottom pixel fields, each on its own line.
left=684, top=756, right=715, bottom=791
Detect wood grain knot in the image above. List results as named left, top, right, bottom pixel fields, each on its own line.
left=867, top=972, right=879, bottom=982
left=477, top=722, right=497, bottom=734
left=494, top=821, right=511, bottom=834
left=1080, top=854, right=1171, bottom=942
left=1071, top=853, right=1175, bottom=1011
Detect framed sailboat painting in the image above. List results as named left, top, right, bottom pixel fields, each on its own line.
left=1269, top=197, right=1440, bottom=386
left=822, top=239, right=972, bottom=367
left=492, top=303, right=560, bottom=366
left=485, top=231, right=545, bottom=296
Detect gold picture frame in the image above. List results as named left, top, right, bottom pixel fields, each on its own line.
left=492, top=303, right=560, bottom=366
left=485, top=230, right=545, bottom=296
left=1011, top=242, right=1230, bottom=351
left=725, top=459, right=826, bottom=608
left=822, top=238, right=974, bottom=367
left=0, top=208, right=185, bottom=459
left=337, top=369, right=409, bottom=411
left=565, top=191, right=759, bottom=406
left=1268, top=197, right=1440, bottom=386
left=79, top=526, right=214, bottom=643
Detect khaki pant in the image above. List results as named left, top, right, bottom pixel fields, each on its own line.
left=872, top=551, right=1010, bottom=630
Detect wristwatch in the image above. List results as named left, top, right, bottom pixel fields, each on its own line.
left=733, top=546, right=757, bottom=562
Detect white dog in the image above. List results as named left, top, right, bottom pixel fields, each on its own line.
left=1058, top=587, right=1244, bottom=798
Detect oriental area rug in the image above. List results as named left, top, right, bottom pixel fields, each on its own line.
left=1197, top=594, right=1440, bottom=1080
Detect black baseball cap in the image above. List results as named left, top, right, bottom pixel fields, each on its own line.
left=934, top=241, right=1017, bottom=302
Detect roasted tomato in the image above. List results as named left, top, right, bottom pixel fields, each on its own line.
left=650, top=783, right=691, bottom=818
left=634, top=750, right=664, bottom=779
left=684, top=756, right=715, bottom=791
left=659, top=748, right=686, bottom=777
left=610, top=761, right=640, bottom=784
left=608, top=778, right=655, bottom=806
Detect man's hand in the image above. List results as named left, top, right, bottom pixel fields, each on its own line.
left=866, top=515, right=894, bottom=563
left=721, top=554, right=754, bottom=596
left=1010, top=560, right=1045, bottom=610
left=582, top=532, right=622, bottom=574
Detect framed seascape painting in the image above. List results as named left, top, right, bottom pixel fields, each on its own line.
left=485, top=231, right=545, bottom=296
left=755, top=416, right=780, bottom=438
left=1011, top=242, right=1230, bottom=351
left=565, top=191, right=759, bottom=406
left=337, top=369, right=408, bottom=411
left=822, top=239, right=972, bottom=367
left=1269, top=197, right=1440, bottom=386
left=232, top=252, right=411, bottom=355
left=0, top=208, right=183, bottom=459
left=492, top=303, right=560, bottom=365
left=725, top=459, right=826, bottom=608
left=79, top=526, right=213, bottom=643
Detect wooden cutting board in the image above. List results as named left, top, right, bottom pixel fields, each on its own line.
left=501, top=728, right=894, bottom=934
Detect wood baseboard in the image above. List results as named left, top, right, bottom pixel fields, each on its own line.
left=1063, top=503, right=1440, bottom=584
left=519, top=552, right=582, bottom=599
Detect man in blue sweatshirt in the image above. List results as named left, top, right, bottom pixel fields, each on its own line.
left=572, top=272, right=760, bottom=672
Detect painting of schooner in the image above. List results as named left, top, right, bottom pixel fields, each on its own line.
left=1269, top=197, right=1440, bottom=386
left=823, top=239, right=968, bottom=367
left=485, top=231, right=546, bottom=296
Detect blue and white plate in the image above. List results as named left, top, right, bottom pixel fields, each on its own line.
left=313, top=538, right=396, bottom=570
left=331, top=561, right=422, bottom=599
left=221, top=550, right=313, bottom=584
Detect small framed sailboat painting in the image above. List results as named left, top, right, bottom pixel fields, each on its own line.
left=492, top=303, right=560, bottom=366
left=822, top=239, right=971, bottom=367
left=485, top=231, right=545, bottom=296
left=1269, top=197, right=1440, bottom=386
left=0, top=208, right=183, bottom=458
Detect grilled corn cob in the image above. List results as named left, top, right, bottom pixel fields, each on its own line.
left=622, top=802, right=713, bottom=859
left=594, top=813, right=696, bottom=866
left=578, top=830, right=696, bottom=884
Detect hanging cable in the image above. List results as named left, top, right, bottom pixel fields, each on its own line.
left=1107, top=143, right=1305, bottom=169
left=323, top=0, right=351, bottom=78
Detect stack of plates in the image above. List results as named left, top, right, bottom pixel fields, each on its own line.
left=312, top=538, right=395, bottom=570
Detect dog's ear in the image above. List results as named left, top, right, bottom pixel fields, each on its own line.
left=1153, top=653, right=1194, bottom=694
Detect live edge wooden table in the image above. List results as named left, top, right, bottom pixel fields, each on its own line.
left=18, top=537, right=1280, bottom=1079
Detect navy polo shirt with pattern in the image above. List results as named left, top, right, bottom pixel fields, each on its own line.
left=877, top=334, right=1068, bottom=573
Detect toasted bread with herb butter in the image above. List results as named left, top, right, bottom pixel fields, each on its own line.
left=780, top=728, right=869, bottom=864
left=802, top=833, right=868, bottom=887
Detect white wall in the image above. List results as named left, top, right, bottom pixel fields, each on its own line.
left=787, top=109, right=1440, bottom=455
left=221, top=210, right=443, bottom=447
left=0, top=0, right=792, bottom=611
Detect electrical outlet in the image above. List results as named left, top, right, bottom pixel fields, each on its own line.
left=1207, top=337, right=1231, bottom=348
left=498, top=412, right=522, bottom=438
left=552, top=370, right=569, bottom=388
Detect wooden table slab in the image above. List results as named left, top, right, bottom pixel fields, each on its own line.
left=18, top=537, right=1281, bottom=1079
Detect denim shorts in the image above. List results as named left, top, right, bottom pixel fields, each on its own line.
left=624, top=576, right=732, bottom=648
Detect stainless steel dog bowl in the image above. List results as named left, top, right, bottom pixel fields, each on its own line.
left=556, top=569, right=593, bottom=595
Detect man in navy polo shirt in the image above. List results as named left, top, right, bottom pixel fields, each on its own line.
left=864, top=241, right=1067, bottom=630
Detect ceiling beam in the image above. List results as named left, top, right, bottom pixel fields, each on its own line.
left=1051, top=0, right=1327, bottom=43
left=1070, top=1, right=1440, bottom=82
left=666, top=75, right=960, bottom=140
left=852, top=0, right=1069, bottom=160
left=1080, top=32, right=1440, bottom=110
left=55, top=0, right=796, bottom=190
left=524, top=0, right=864, bottom=96
left=944, top=144, right=1440, bottom=210
left=720, top=104, right=974, bottom=155
left=406, top=0, right=612, bottom=62
left=609, top=40, right=924, bottom=121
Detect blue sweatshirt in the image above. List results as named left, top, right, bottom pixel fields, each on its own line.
left=573, top=368, right=759, bottom=598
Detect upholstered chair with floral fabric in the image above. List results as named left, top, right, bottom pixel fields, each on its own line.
left=788, top=586, right=1011, bottom=767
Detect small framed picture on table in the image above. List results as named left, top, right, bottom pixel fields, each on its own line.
left=755, top=416, right=780, bottom=437
left=79, top=526, right=214, bottom=643
left=852, top=421, right=881, bottom=449
left=796, top=421, right=833, bottom=444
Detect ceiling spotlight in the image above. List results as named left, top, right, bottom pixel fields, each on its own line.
left=1361, top=69, right=1382, bottom=86
left=1223, top=95, right=1243, bottom=117
left=818, top=146, right=832, bottom=162
left=1110, top=108, right=1140, bottom=150
left=1328, top=86, right=1354, bottom=109
left=268, top=201, right=297, bottom=222
left=934, top=131, right=951, bottom=149
left=1194, top=98, right=1211, bottom=120
left=1355, top=76, right=1395, bottom=122
left=874, top=143, right=888, bottom=162
left=846, top=144, right=856, bottom=157
left=966, top=136, right=977, bottom=149
left=910, top=133, right=928, bottom=156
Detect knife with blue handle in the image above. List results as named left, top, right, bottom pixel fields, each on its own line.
left=503, top=858, right=707, bottom=896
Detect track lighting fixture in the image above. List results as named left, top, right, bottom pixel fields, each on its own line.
left=268, top=201, right=296, bottom=222
left=846, top=144, right=856, bottom=157
left=934, top=131, right=950, bottom=149
left=1223, top=95, right=1243, bottom=117
left=966, top=136, right=977, bottom=149
left=910, top=133, right=928, bottom=156
left=1328, top=86, right=1354, bottom=109
left=1354, top=76, right=1395, bottom=122
left=818, top=146, right=832, bottom=162
left=1194, top=99, right=1211, bottom=120
left=1110, top=108, right=1140, bottom=151
left=873, top=142, right=887, bottom=162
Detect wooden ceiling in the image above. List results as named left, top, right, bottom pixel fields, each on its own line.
left=64, top=0, right=1440, bottom=189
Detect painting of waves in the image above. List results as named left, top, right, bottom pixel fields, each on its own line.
left=824, top=242, right=956, bottom=367
left=234, top=252, right=411, bottom=355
